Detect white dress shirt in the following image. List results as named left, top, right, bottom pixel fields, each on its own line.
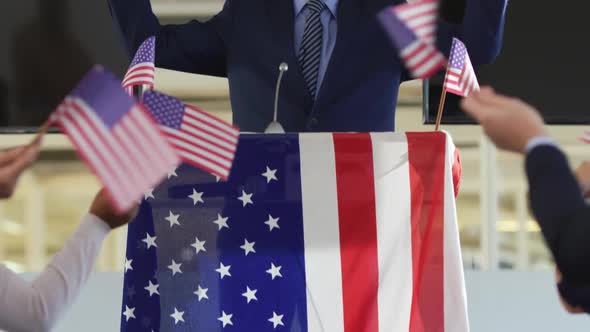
left=0, top=214, right=110, bottom=332
left=525, top=136, right=558, bottom=153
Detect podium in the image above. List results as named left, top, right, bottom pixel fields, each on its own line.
left=120, top=132, right=466, bottom=332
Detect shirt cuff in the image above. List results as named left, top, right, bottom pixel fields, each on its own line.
left=79, top=214, right=111, bottom=242
left=525, top=136, right=558, bottom=154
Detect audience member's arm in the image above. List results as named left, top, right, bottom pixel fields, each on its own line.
left=460, top=87, right=590, bottom=285
left=0, top=190, right=136, bottom=332
left=0, top=215, right=110, bottom=332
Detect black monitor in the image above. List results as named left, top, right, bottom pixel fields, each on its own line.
left=425, top=0, right=590, bottom=125
left=0, top=0, right=129, bottom=133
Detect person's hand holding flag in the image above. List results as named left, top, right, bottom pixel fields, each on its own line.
left=460, top=87, right=547, bottom=153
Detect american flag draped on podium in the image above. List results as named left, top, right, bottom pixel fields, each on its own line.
left=120, top=132, right=467, bottom=332
left=378, top=0, right=446, bottom=79
left=123, top=36, right=156, bottom=96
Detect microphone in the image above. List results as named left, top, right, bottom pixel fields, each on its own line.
left=264, top=62, right=289, bottom=134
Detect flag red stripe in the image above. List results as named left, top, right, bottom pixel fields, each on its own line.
left=403, top=10, right=437, bottom=26
left=407, top=132, right=446, bottom=332
left=69, top=101, right=142, bottom=197
left=185, top=105, right=240, bottom=139
left=166, top=131, right=233, bottom=169
left=125, top=64, right=155, bottom=73
left=333, top=133, right=379, bottom=332
left=181, top=119, right=238, bottom=154
left=165, top=127, right=233, bottom=164
left=123, top=71, right=155, bottom=82
left=58, top=105, right=131, bottom=206
left=123, top=80, right=155, bottom=88
left=116, top=117, right=160, bottom=183
left=54, top=120, right=125, bottom=211
left=178, top=149, right=230, bottom=180
left=55, top=108, right=123, bottom=201
left=67, top=101, right=138, bottom=198
left=406, top=48, right=440, bottom=72
left=129, top=107, right=179, bottom=172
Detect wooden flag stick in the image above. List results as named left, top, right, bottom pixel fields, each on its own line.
left=434, top=88, right=447, bottom=131
left=31, top=119, right=51, bottom=146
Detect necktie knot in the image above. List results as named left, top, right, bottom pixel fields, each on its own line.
left=305, top=0, right=326, bottom=14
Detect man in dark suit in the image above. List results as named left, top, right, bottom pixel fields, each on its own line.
left=461, top=87, right=590, bottom=314
left=108, top=0, right=507, bottom=132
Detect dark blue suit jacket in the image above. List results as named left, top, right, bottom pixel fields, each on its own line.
left=108, top=0, right=507, bottom=132
left=527, top=146, right=590, bottom=310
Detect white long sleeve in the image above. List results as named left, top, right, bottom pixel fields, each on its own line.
left=0, top=214, right=110, bottom=332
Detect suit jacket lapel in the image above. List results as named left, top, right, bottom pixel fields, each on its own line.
left=314, top=0, right=364, bottom=113
left=265, top=0, right=313, bottom=109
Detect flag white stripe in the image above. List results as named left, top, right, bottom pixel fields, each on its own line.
left=179, top=150, right=229, bottom=177
left=124, top=68, right=155, bottom=78
left=299, top=134, right=345, bottom=332
left=404, top=44, right=434, bottom=67
left=400, top=40, right=423, bottom=58
left=178, top=123, right=237, bottom=157
left=72, top=100, right=145, bottom=195
left=123, top=72, right=155, bottom=85
left=405, top=15, right=436, bottom=29
left=412, top=52, right=445, bottom=78
left=66, top=101, right=137, bottom=201
left=443, top=133, right=470, bottom=332
left=115, top=118, right=160, bottom=184
left=129, top=109, right=179, bottom=172
left=414, top=25, right=436, bottom=38
left=121, top=111, right=170, bottom=177
left=165, top=128, right=233, bottom=167
left=122, top=77, right=155, bottom=87
left=167, top=134, right=232, bottom=168
left=185, top=107, right=239, bottom=140
left=126, top=62, right=154, bottom=70
left=370, top=133, right=413, bottom=332
left=56, top=109, right=125, bottom=206
left=396, top=2, right=438, bottom=20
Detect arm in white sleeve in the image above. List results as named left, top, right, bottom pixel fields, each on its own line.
left=0, top=214, right=110, bottom=332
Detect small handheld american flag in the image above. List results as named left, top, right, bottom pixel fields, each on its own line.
left=50, top=67, right=180, bottom=213
left=142, top=90, right=240, bottom=181
left=443, top=38, right=480, bottom=97
left=580, top=130, right=590, bottom=144
left=123, top=36, right=156, bottom=96
left=378, top=0, right=446, bottom=79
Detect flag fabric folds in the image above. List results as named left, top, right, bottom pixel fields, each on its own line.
left=378, top=0, right=446, bottom=79
left=120, top=132, right=467, bottom=332
left=50, top=67, right=179, bottom=213
left=123, top=36, right=156, bottom=96
left=443, top=38, right=480, bottom=97
left=142, top=90, right=240, bottom=181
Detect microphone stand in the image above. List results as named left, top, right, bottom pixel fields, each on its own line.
left=265, top=63, right=289, bottom=134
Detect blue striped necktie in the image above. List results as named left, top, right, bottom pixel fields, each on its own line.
left=298, top=0, right=326, bottom=100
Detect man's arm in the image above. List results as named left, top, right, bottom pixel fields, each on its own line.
left=107, top=0, right=233, bottom=76
left=437, top=0, right=508, bottom=65
left=526, top=145, right=590, bottom=285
